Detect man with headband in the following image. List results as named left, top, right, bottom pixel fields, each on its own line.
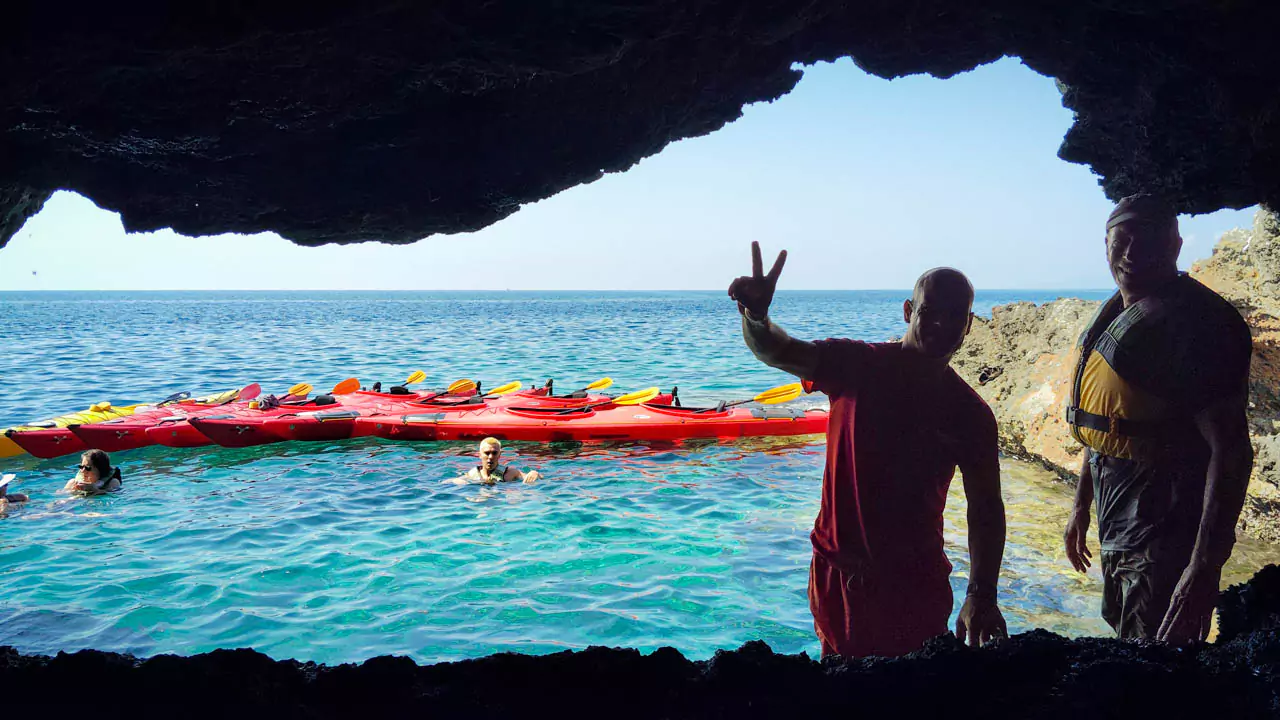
left=1063, top=194, right=1253, bottom=643
left=729, top=243, right=1008, bottom=657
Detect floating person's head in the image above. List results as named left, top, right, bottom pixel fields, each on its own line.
left=478, top=437, right=503, bottom=473
left=78, top=448, right=113, bottom=484
left=903, top=267, right=975, bottom=360
left=1105, top=193, right=1182, bottom=295
left=0, top=474, right=28, bottom=508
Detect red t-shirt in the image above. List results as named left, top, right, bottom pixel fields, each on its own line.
left=804, top=340, right=998, bottom=580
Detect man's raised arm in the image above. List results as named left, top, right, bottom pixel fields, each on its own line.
left=728, top=241, right=818, bottom=379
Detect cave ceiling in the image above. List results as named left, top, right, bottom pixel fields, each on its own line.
left=3, top=1, right=1277, bottom=248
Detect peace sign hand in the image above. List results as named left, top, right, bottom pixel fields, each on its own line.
left=728, top=241, right=788, bottom=319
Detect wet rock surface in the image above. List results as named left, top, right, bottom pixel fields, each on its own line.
left=953, top=209, right=1280, bottom=541
left=2, top=565, right=1279, bottom=718
left=4, top=2, right=1280, bottom=247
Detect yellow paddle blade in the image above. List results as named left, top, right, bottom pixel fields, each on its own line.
left=331, top=378, right=361, bottom=395
left=486, top=381, right=522, bottom=397
left=585, top=377, right=613, bottom=391
left=91, top=401, right=112, bottom=412
left=287, top=383, right=313, bottom=397
left=613, top=387, right=660, bottom=406
left=755, top=382, right=804, bottom=405
left=446, top=378, right=477, bottom=395
left=193, top=388, right=241, bottom=406
left=404, top=370, right=427, bottom=385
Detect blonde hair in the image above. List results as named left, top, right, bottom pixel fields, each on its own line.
left=479, top=437, right=502, bottom=450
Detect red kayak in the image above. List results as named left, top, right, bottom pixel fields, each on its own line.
left=68, top=385, right=261, bottom=453
left=268, top=385, right=678, bottom=444
left=5, top=388, right=247, bottom=459
left=262, top=384, right=650, bottom=443
left=188, top=398, right=346, bottom=448
left=146, top=413, right=233, bottom=448
left=70, top=404, right=229, bottom=453
left=4, top=427, right=91, bottom=459
left=159, top=386, right=480, bottom=448
left=261, top=389, right=435, bottom=443
left=356, top=400, right=822, bottom=443
left=69, top=407, right=203, bottom=453
left=348, top=387, right=679, bottom=441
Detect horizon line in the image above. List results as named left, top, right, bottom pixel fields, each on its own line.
left=0, top=287, right=1117, bottom=293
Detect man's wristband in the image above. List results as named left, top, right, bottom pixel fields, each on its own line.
left=742, top=309, right=770, bottom=327
left=966, top=582, right=998, bottom=602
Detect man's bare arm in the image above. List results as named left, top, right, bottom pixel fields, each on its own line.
left=504, top=466, right=534, bottom=483
left=1156, top=391, right=1253, bottom=642
left=741, top=312, right=819, bottom=380
left=729, top=241, right=820, bottom=379
left=1189, top=393, right=1253, bottom=570
left=961, top=461, right=1006, bottom=598
left=955, top=443, right=1008, bottom=646
left=504, top=467, right=521, bottom=482
left=1064, top=449, right=1095, bottom=573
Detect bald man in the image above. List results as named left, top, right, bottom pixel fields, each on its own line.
left=729, top=242, right=1007, bottom=657
left=451, top=438, right=542, bottom=484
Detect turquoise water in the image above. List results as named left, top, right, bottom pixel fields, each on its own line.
left=1, top=290, right=1274, bottom=663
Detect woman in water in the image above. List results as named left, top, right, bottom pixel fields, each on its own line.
left=64, top=449, right=122, bottom=494
left=0, top=474, right=29, bottom=514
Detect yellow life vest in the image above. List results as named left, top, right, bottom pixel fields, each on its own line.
left=1066, top=274, right=1241, bottom=461
left=1071, top=348, right=1178, bottom=460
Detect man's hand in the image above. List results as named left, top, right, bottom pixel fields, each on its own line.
left=523, top=470, right=541, bottom=485
left=955, top=595, right=1007, bottom=647
left=1064, top=505, right=1093, bottom=573
left=1156, top=563, right=1220, bottom=645
left=728, top=241, right=787, bottom=319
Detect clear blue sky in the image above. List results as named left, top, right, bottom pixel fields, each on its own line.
left=0, top=57, right=1256, bottom=291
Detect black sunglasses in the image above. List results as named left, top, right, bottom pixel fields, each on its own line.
left=78, top=464, right=95, bottom=471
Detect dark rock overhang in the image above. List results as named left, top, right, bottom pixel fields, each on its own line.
left=3, top=1, right=1278, bottom=248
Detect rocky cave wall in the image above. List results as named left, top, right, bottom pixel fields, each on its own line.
left=3, top=1, right=1280, bottom=248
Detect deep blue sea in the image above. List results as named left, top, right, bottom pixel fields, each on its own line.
left=0, top=290, right=1275, bottom=664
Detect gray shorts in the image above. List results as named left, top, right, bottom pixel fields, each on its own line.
left=1100, top=541, right=1193, bottom=639
left=1091, top=452, right=1200, bottom=639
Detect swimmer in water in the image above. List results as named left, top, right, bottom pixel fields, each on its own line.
left=63, top=449, right=122, bottom=494
left=449, top=437, right=542, bottom=485
left=0, top=474, right=30, bottom=514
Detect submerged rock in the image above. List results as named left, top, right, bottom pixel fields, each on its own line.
left=3, top=565, right=1280, bottom=717
left=953, top=209, right=1280, bottom=541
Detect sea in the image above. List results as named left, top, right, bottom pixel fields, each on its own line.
left=1, top=290, right=1276, bottom=664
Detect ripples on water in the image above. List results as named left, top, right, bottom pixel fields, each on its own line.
left=0, top=290, right=1274, bottom=664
